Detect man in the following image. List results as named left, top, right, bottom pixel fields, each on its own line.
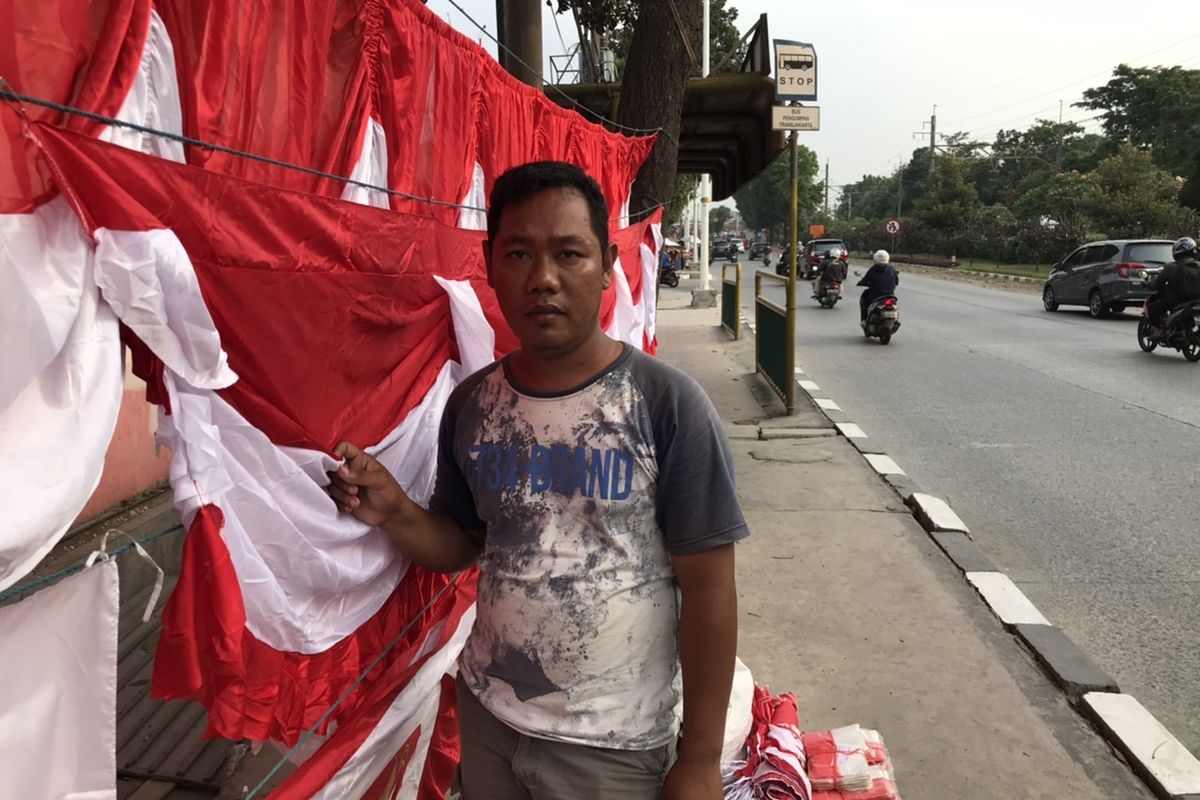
left=328, top=161, right=747, bottom=800
left=857, top=249, right=900, bottom=323
left=1146, top=236, right=1200, bottom=335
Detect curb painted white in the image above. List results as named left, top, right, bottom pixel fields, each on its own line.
left=1083, top=693, right=1200, bottom=797
left=966, top=572, right=1051, bottom=626
left=836, top=422, right=866, bottom=438
left=779, top=357, right=1200, bottom=800
left=909, top=493, right=970, bottom=533
left=863, top=453, right=905, bottom=476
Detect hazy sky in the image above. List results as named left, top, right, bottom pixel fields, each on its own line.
left=426, top=1, right=1196, bottom=200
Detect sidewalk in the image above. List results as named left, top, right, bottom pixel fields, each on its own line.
left=653, top=290, right=1152, bottom=800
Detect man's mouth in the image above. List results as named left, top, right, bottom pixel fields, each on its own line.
left=525, top=305, right=565, bottom=320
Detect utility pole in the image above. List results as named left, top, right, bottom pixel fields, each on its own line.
left=1054, top=99, right=1064, bottom=173
left=698, top=0, right=712, bottom=294
left=929, top=105, right=937, bottom=177
left=495, top=0, right=543, bottom=87
left=823, top=160, right=830, bottom=217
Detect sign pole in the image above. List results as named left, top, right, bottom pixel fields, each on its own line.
left=786, top=120, right=798, bottom=416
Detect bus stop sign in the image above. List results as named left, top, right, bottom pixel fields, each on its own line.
left=774, top=40, right=817, bottom=101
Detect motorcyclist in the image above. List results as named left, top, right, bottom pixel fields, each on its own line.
left=1146, top=237, right=1200, bottom=335
left=858, top=249, right=900, bottom=323
left=812, top=248, right=847, bottom=297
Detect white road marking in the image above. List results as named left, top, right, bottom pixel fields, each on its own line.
left=798, top=380, right=820, bottom=391
left=863, top=453, right=905, bottom=476
left=966, top=572, right=1050, bottom=626
left=836, top=422, right=866, bottom=438
left=1083, top=693, right=1200, bottom=796
left=910, top=493, right=970, bottom=533
left=815, top=398, right=840, bottom=411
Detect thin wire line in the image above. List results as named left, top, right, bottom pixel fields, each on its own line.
left=243, top=572, right=465, bottom=800
left=441, top=0, right=667, bottom=139
left=0, top=524, right=185, bottom=605
left=2, top=88, right=655, bottom=224
left=0, top=88, right=485, bottom=213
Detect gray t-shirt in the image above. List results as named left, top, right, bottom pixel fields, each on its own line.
left=429, top=343, right=748, bottom=749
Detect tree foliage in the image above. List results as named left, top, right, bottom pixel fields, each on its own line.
left=710, top=205, right=733, bottom=233
left=666, top=173, right=699, bottom=228
left=733, top=146, right=821, bottom=239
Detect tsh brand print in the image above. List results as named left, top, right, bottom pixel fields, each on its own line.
left=468, top=442, right=636, bottom=500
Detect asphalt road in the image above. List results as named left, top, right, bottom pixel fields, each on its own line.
left=732, top=256, right=1200, bottom=755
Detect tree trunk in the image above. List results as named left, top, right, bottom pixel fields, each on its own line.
left=617, top=0, right=700, bottom=219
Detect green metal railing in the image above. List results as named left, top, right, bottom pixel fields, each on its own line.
left=755, top=271, right=794, bottom=411
left=720, top=261, right=742, bottom=339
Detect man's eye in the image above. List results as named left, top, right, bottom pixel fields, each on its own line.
left=506, top=250, right=530, bottom=260
left=561, top=251, right=583, bottom=260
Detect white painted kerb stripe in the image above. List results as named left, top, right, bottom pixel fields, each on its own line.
left=836, top=422, right=866, bottom=438
left=1083, top=692, right=1200, bottom=796
left=863, top=453, right=905, bottom=476
left=965, top=572, right=1050, bottom=626
left=910, top=493, right=970, bottom=533
left=798, top=380, right=820, bottom=391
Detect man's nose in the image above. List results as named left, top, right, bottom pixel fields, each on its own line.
left=526, top=254, right=561, bottom=292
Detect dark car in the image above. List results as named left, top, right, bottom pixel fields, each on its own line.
left=804, top=238, right=849, bottom=278
left=749, top=241, right=771, bottom=259
left=1042, top=239, right=1173, bottom=318
left=709, top=239, right=735, bottom=261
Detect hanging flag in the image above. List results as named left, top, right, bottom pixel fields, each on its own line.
left=0, top=561, right=120, bottom=799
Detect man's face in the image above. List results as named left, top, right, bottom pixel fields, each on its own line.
left=486, top=188, right=615, bottom=358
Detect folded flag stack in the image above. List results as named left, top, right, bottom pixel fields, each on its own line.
left=803, top=725, right=899, bottom=800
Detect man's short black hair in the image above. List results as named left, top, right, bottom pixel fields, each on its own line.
left=487, top=161, right=610, bottom=255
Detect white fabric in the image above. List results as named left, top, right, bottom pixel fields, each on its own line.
left=434, top=275, right=496, bottom=379
left=157, top=362, right=458, bottom=652
left=94, top=228, right=236, bottom=390
left=642, top=222, right=663, bottom=345
left=722, top=657, right=754, bottom=766
left=457, top=161, right=487, bottom=231
left=341, top=117, right=391, bottom=209
left=0, top=199, right=124, bottom=592
left=308, top=605, right=475, bottom=799
left=603, top=255, right=642, bottom=350
left=0, top=561, right=119, bottom=800
left=100, top=10, right=185, bottom=161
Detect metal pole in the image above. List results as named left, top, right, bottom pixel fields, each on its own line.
left=929, top=105, right=937, bottom=177
left=786, top=126, right=798, bottom=415
left=699, top=0, right=711, bottom=291
left=823, top=160, right=830, bottom=217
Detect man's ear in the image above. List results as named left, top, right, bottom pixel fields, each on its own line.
left=483, top=240, right=494, bottom=288
left=602, top=241, right=618, bottom=289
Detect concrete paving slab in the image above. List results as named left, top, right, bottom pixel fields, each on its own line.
left=907, top=493, right=970, bottom=533
left=1083, top=693, right=1200, bottom=799
left=967, top=572, right=1052, bottom=626
left=1014, top=624, right=1118, bottom=699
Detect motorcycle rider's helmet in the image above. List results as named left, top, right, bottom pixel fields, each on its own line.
left=826, top=248, right=843, bottom=259
left=1172, top=236, right=1198, bottom=262
left=873, top=249, right=890, bottom=264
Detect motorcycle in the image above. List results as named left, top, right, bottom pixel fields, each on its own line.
left=659, top=261, right=680, bottom=288
left=861, top=295, right=901, bottom=344
left=812, top=258, right=846, bottom=308
left=1137, top=291, right=1200, bottom=362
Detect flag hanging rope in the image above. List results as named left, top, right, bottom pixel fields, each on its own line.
left=0, top=86, right=667, bottom=221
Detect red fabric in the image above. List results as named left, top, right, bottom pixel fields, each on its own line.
left=734, top=686, right=812, bottom=800
left=35, top=123, right=502, bottom=451
left=0, top=0, right=150, bottom=211
left=152, top=503, right=478, bottom=746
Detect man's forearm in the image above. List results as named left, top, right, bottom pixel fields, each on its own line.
left=384, top=505, right=481, bottom=573
left=674, top=545, right=738, bottom=764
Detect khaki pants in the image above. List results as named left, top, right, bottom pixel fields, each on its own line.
left=456, top=676, right=676, bottom=800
